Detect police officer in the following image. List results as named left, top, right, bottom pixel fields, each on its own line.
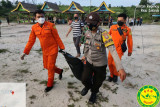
left=81, top=12, right=126, bottom=104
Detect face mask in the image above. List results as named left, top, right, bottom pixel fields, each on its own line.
left=74, top=17, right=78, bottom=20
left=87, top=23, right=98, bottom=31
left=37, top=17, right=45, bottom=24
left=117, top=21, right=124, bottom=26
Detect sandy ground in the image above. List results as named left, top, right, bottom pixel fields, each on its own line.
left=0, top=22, right=160, bottom=107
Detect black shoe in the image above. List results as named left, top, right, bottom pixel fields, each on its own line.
left=81, top=87, right=89, bottom=96
left=45, top=86, right=53, bottom=92
left=89, top=93, right=97, bottom=104
left=59, top=70, right=63, bottom=80
left=108, top=76, right=113, bottom=82
left=113, top=75, right=118, bottom=83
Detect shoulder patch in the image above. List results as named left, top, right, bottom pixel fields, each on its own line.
left=129, top=31, right=132, bottom=35
left=102, top=31, right=114, bottom=48
left=102, top=31, right=109, bottom=39
left=53, top=25, right=56, bottom=29
left=122, top=28, right=128, bottom=33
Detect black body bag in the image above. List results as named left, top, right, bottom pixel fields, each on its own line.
left=59, top=50, right=83, bottom=81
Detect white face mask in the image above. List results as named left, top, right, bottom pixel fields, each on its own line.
left=37, top=17, right=45, bottom=24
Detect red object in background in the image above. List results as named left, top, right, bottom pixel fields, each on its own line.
left=11, top=91, right=14, bottom=95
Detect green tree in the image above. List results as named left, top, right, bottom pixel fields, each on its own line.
left=155, top=3, right=160, bottom=14
left=139, top=0, right=152, bottom=6
left=120, top=6, right=128, bottom=15
left=0, top=0, right=14, bottom=17
left=15, top=0, right=19, bottom=5
left=1, top=0, right=13, bottom=8
left=37, top=4, right=42, bottom=10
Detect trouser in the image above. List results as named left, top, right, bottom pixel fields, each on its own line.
left=140, top=22, right=142, bottom=26
left=73, top=36, right=81, bottom=55
left=43, top=53, right=62, bottom=87
left=0, top=25, right=1, bottom=37
left=108, top=51, right=123, bottom=78
left=81, top=61, right=107, bottom=93
left=109, top=23, right=113, bottom=28
left=137, top=21, right=140, bottom=26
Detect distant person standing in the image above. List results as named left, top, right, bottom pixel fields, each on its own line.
left=68, top=17, right=73, bottom=25
left=126, top=17, right=129, bottom=26
left=66, top=14, right=84, bottom=58
left=137, top=17, right=140, bottom=26
left=140, top=17, right=143, bottom=26
left=129, top=18, right=134, bottom=26
left=53, top=16, right=57, bottom=24
left=134, top=18, right=136, bottom=26
left=109, top=16, right=113, bottom=28
left=0, top=20, right=1, bottom=37
left=6, top=16, right=10, bottom=25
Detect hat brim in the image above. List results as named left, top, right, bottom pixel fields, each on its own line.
left=85, top=20, right=98, bottom=25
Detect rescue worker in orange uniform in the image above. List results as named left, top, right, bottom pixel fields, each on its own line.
left=20, top=10, right=65, bottom=92
left=108, top=13, right=133, bottom=82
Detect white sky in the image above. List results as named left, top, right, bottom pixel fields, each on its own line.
left=3, top=0, right=160, bottom=7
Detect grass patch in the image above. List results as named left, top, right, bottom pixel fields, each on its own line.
left=68, top=104, right=75, bottom=107
left=35, top=48, right=42, bottom=55
left=39, top=80, right=56, bottom=85
left=32, top=79, right=39, bottom=82
left=86, top=92, right=109, bottom=106
left=124, top=82, right=138, bottom=89
left=67, top=82, right=77, bottom=89
left=68, top=91, right=73, bottom=102
left=18, top=69, right=29, bottom=73
left=30, top=101, right=34, bottom=104
left=97, top=92, right=109, bottom=103
left=68, top=91, right=80, bottom=102
left=29, top=95, right=36, bottom=100
left=146, top=73, right=150, bottom=76
left=12, top=59, right=16, bottom=61
left=2, top=73, right=5, bottom=75
left=137, top=46, right=140, bottom=48
left=39, top=80, right=47, bottom=85
left=103, top=83, right=111, bottom=90
left=22, top=62, right=27, bottom=65
left=70, top=74, right=74, bottom=78
left=126, top=72, right=132, bottom=77
left=2, top=64, right=8, bottom=68
left=74, top=89, right=80, bottom=94
left=63, top=67, right=69, bottom=72
left=17, top=79, right=24, bottom=82
left=0, top=49, right=9, bottom=53
left=113, top=104, right=119, bottom=107
left=134, top=75, right=142, bottom=79
left=103, top=83, right=118, bottom=94
left=112, top=87, right=119, bottom=94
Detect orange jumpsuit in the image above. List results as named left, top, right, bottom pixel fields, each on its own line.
left=23, top=21, right=65, bottom=87
left=108, top=24, right=133, bottom=77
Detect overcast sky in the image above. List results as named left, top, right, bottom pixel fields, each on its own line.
left=4, top=0, right=160, bottom=6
